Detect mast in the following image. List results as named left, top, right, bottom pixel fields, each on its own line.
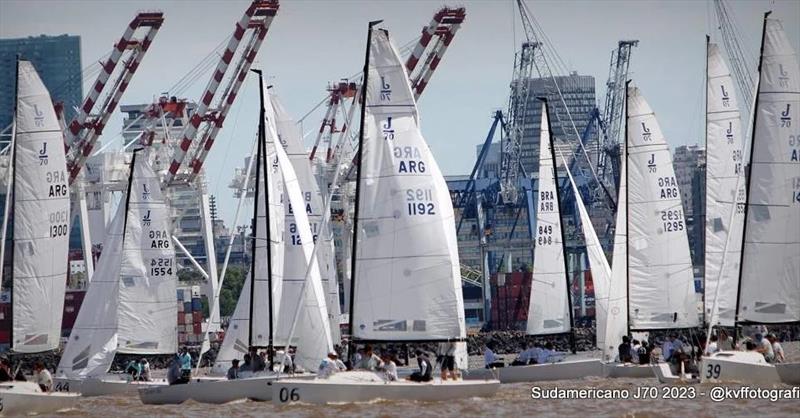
left=347, top=20, right=382, bottom=365
left=8, top=57, right=19, bottom=348
left=733, top=11, right=770, bottom=342
left=624, top=80, right=631, bottom=338
left=543, top=98, right=577, bottom=354
left=252, top=69, right=276, bottom=365
left=247, top=71, right=265, bottom=352
left=703, top=35, right=710, bottom=328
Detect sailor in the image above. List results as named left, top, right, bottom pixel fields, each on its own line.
left=178, top=347, right=193, bottom=380
left=511, top=343, right=529, bottom=366
left=483, top=343, right=504, bottom=368
left=256, top=350, right=268, bottom=372
left=754, top=333, right=774, bottom=363
left=538, top=342, right=562, bottom=364
left=240, top=353, right=253, bottom=372
left=705, top=335, right=720, bottom=355
left=317, top=351, right=346, bottom=379
left=227, top=359, right=240, bottom=380
left=439, top=341, right=457, bottom=380
left=408, top=350, right=433, bottom=382
left=167, top=354, right=188, bottom=385
left=33, top=362, right=53, bottom=392
left=274, top=349, right=294, bottom=373
left=356, top=345, right=384, bottom=370
left=618, top=336, right=633, bottom=363
left=0, top=358, right=14, bottom=382
left=380, top=353, right=398, bottom=382
left=637, top=341, right=650, bottom=365
left=125, top=359, right=142, bottom=380
left=138, top=358, right=151, bottom=381
left=766, top=334, right=785, bottom=363
left=630, top=339, right=641, bottom=363
left=717, top=329, right=734, bottom=351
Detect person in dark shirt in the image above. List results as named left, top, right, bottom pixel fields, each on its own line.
left=0, top=358, right=13, bottom=382
left=618, top=335, right=633, bottom=363
left=408, top=350, right=433, bottom=382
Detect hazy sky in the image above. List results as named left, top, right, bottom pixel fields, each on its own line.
left=1, top=0, right=798, bottom=226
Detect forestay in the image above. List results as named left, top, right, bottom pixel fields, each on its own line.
left=352, top=28, right=465, bottom=341
left=266, top=88, right=334, bottom=371
left=527, top=103, right=570, bottom=335
left=737, top=16, right=800, bottom=324
left=705, top=41, right=746, bottom=327
left=12, top=60, right=71, bottom=353
left=626, top=86, right=698, bottom=330
left=270, top=93, right=341, bottom=346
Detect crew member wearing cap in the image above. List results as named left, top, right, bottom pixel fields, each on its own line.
left=754, top=333, right=774, bottom=363
left=317, top=351, right=346, bottom=379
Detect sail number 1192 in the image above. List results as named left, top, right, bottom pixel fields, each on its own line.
left=406, top=188, right=436, bottom=216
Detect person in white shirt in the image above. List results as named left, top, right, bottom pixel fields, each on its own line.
left=33, top=362, right=52, bottom=392
left=274, top=350, right=294, bottom=373
left=631, top=340, right=641, bottom=364
left=705, top=335, right=720, bottom=355
left=484, top=344, right=504, bottom=368
left=754, top=333, right=774, bottom=362
left=356, top=345, right=384, bottom=371
left=317, top=351, right=346, bottom=379
left=766, top=334, right=785, bottom=363
left=380, top=354, right=398, bottom=381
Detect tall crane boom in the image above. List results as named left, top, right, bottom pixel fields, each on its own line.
left=597, top=40, right=637, bottom=184
left=65, top=12, right=164, bottom=184
left=713, top=0, right=756, bottom=110
left=164, top=0, right=279, bottom=186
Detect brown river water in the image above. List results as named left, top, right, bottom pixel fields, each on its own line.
left=52, top=377, right=799, bottom=418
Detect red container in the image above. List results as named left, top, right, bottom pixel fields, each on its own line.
left=192, top=323, right=202, bottom=335
left=192, top=311, right=202, bottom=324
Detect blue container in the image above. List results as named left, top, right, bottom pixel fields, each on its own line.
left=183, top=301, right=192, bottom=313
left=191, top=298, right=202, bottom=312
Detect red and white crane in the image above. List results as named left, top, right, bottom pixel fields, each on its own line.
left=65, top=12, right=164, bottom=184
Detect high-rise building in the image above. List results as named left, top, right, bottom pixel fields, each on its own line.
left=518, top=72, right=596, bottom=174
left=673, top=144, right=706, bottom=267
left=0, top=34, right=82, bottom=129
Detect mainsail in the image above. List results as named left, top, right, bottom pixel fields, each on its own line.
left=705, top=40, right=746, bottom=327
left=57, top=152, right=176, bottom=377
left=351, top=27, right=465, bottom=341
left=526, top=101, right=570, bottom=335
left=266, top=88, right=334, bottom=370
left=626, top=85, right=698, bottom=330
left=737, top=15, right=800, bottom=324
left=11, top=60, right=71, bottom=353
left=270, top=93, right=341, bottom=345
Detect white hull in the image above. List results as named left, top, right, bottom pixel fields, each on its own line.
left=700, top=351, right=780, bottom=385
left=54, top=376, right=167, bottom=397
left=604, top=363, right=655, bottom=378
left=776, top=363, right=800, bottom=385
left=139, top=373, right=312, bottom=405
left=465, top=359, right=604, bottom=383
left=272, top=371, right=499, bottom=405
left=0, top=382, right=80, bottom=416
left=652, top=363, right=697, bottom=384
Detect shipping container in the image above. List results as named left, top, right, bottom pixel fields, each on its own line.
left=192, top=311, right=202, bottom=323
left=191, top=298, right=202, bottom=312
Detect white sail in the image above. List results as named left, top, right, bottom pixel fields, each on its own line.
left=527, top=102, right=570, bottom=335
left=265, top=89, right=333, bottom=371
left=11, top=60, right=70, bottom=353
left=270, top=93, right=341, bottom=346
left=352, top=28, right=465, bottom=341
left=562, top=158, right=615, bottom=360
left=705, top=41, right=746, bottom=327
left=57, top=154, right=175, bottom=376
left=214, top=121, right=285, bottom=371
left=626, top=86, right=698, bottom=330
left=737, top=16, right=800, bottom=324
left=607, top=140, right=628, bottom=358
left=116, top=154, right=177, bottom=353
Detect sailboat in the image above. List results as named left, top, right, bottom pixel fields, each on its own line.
left=0, top=59, right=79, bottom=415
left=700, top=12, right=800, bottom=386
left=139, top=71, right=330, bottom=404
left=53, top=149, right=176, bottom=396
left=468, top=100, right=604, bottom=383
left=271, top=21, right=499, bottom=405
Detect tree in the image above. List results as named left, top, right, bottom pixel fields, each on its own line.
left=219, top=265, right=247, bottom=317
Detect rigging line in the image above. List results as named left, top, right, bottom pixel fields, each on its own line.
left=213, top=75, right=250, bottom=197
left=168, top=35, right=232, bottom=94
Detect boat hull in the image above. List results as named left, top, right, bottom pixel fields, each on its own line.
left=53, top=376, right=167, bottom=396
left=272, top=371, right=500, bottom=405
left=652, top=363, right=697, bottom=384
left=604, top=363, right=656, bottom=378
left=0, top=382, right=80, bottom=416
left=700, top=351, right=780, bottom=385
left=465, top=359, right=604, bottom=383
left=139, top=373, right=312, bottom=405
left=775, top=363, right=800, bottom=385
